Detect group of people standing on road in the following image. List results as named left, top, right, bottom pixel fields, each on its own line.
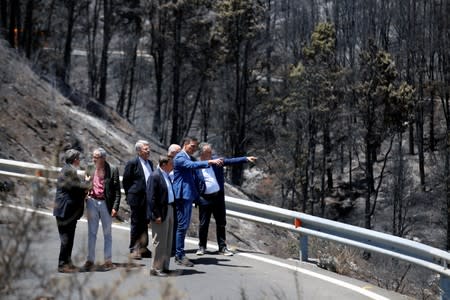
left=53, top=137, right=256, bottom=277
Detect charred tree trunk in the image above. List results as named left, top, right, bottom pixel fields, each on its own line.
left=231, top=41, right=250, bottom=186
left=151, top=21, right=165, bottom=141
left=8, top=0, right=20, bottom=48
left=22, top=0, right=33, bottom=58
left=98, top=0, right=112, bottom=104
left=125, top=47, right=138, bottom=120
left=0, top=0, right=7, bottom=31
left=417, top=69, right=425, bottom=190
left=170, top=7, right=182, bottom=144
left=62, top=0, right=75, bottom=84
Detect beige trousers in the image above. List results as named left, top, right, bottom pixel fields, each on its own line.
left=151, top=205, right=174, bottom=271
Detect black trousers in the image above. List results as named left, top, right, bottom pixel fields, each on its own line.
left=198, top=193, right=227, bottom=250
left=129, top=203, right=149, bottom=252
left=56, top=217, right=78, bottom=267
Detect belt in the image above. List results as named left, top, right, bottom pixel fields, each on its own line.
left=204, top=191, right=220, bottom=197
left=203, top=192, right=219, bottom=199
left=90, top=196, right=105, bottom=201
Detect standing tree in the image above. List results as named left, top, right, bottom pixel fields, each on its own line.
left=115, top=0, right=141, bottom=119
left=168, top=1, right=182, bottom=144
left=8, top=0, right=20, bottom=48
left=302, top=22, right=342, bottom=215
left=214, top=0, right=265, bottom=185
left=389, top=82, right=414, bottom=237
left=61, top=0, right=76, bottom=84
left=0, top=0, right=7, bottom=32
left=354, top=41, right=413, bottom=229
left=146, top=0, right=170, bottom=142
left=282, top=22, right=343, bottom=214
left=85, top=0, right=102, bottom=98
left=97, top=0, right=113, bottom=104
left=21, top=0, right=34, bottom=58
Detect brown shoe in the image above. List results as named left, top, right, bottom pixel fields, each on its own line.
left=81, top=261, right=95, bottom=272
left=175, top=256, right=194, bottom=267
left=103, top=260, right=115, bottom=271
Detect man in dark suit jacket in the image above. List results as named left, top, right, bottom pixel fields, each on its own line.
left=123, top=140, right=153, bottom=259
left=195, top=142, right=257, bottom=256
left=146, top=156, right=175, bottom=277
left=53, top=149, right=89, bottom=273
left=172, top=137, right=223, bottom=266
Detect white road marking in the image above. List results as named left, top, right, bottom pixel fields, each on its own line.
left=237, top=253, right=390, bottom=300
left=2, top=203, right=390, bottom=300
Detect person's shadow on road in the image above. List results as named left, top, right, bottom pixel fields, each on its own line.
left=192, top=257, right=251, bottom=268
left=171, top=269, right=205, bottom=276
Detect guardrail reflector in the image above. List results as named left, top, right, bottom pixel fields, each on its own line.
left=294, top=218, right=302, bottom=228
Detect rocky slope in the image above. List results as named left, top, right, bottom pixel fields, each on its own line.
left=0, top=40, right=167, bottom=167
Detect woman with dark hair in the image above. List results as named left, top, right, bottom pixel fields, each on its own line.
left=53, top=149, right=89, bottom=273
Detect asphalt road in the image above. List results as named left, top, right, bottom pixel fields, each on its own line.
left=1, top=204, right=411, bottom=300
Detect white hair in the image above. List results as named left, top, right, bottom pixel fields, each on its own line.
left=135, top=140, right=150, bottom=153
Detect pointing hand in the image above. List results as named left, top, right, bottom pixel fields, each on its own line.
left=246, top=156, right=257, bottom=163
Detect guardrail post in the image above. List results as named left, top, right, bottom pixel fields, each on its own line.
left=440, top=274, right=450, bottom=300
left=299, top=234, right=308, bottom=262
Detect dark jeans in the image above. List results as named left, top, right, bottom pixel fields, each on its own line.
left=198, top=193, right=227, bottom=250
left=129, top=203, right=148, bottom=252
left=56, top=217, right=78, bottom=267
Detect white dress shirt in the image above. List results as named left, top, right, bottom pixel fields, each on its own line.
left=160, top=167, right=175, bottom=204
left=139, top=157, right=152, bottom=184
left=201, top=167, right=220, bottom=195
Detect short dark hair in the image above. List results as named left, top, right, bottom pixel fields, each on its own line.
left=159, top=155, right=171, bottom=166
left=65, top=149, right=80, bottom=164
left=181, top=137, right=198, bottom=146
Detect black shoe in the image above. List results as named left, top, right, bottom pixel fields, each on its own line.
left=175, top=256, right=194, bottom=267
left=150, top=269, right=168, bottom=277
left=58, top=264, right=79, bottom=273
left=129, top=250, right=142, bottom=260
left=141, top=248, right=152, bottom=258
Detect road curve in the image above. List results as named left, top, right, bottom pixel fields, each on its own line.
left=1, top=204, right=411, bottom=300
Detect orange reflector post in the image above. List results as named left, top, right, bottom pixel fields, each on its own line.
left=294, top=218, right=302, bottom=228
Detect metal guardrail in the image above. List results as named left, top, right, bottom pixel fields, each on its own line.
left=226, top=196, right=450, bottom=274
left=1, top=158, right=449, bottom=299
